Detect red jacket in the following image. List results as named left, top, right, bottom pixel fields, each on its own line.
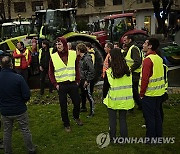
left=13, top=48, right=32, bottom=69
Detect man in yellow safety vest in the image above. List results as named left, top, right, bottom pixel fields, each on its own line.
left=49, top=37, right=83, bottom=132
left=13, top=42, right=31, bottom=82
left=140, top=38, right=166, bottom=142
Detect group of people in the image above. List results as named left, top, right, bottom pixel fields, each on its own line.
left=0, top=34, right=168, bottom=153
left=102, top=36, right=167, bottom=143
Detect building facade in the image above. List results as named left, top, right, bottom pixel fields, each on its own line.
left=0, top=0, right=180, bottom=35
left=76, top=0, right=180, bottom=35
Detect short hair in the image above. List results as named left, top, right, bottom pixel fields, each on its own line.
left=106, top=42, right=114, bottom=50
left=124, top=34, right=134, bottom=42
left=147, top=37, right=160, bottom=51
left=17, top=41, right=24, bottom=48
left=0, top=56, right=12, bottom=68
left=84, top=42, right=92, bottom=49
left=42, top=40, right=49, bottom=48
left=76, top=43, right=88, bottom=53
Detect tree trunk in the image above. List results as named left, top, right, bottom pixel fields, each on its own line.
left=7, top=0, right=11, bottom=20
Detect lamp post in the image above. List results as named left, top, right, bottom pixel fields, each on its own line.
left=122, top=0, right=125, bottom=14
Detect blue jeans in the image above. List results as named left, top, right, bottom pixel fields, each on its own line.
left=2, top=111, right=35, bottom=154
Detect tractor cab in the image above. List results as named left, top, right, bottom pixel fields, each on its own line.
left=104, top=13, right=134, bottom=43
left=35, top=8, right=77, bottom=42
left=1, top=22, right=16, bottom=41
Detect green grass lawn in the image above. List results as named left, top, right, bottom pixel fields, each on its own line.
left=0, top=87, right=180, bottom=154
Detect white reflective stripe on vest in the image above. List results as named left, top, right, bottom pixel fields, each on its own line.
left=55, top=73, right=75, bottom=78
left=140, top=76, right=164, bottom=83
left=149, top=76, right=164, bottom=83
left=110, top=85, right=132, bottom=91
left=55, top=67, right=75, bottom=72
left=147, top=84, right=165, bottom=90
left=109, top=95, right=133, bottom=101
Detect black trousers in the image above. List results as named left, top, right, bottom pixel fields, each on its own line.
left=132, top=81, right=142, bottom=108
left=58, top=82, right=80, bottom=127
left=40, top=69, right=53, bottom=94
left=15, top=68, right=28, bottom=83
left=142, top=96, right=163, bottom=138
left=108, top=108, right=128, bottom=140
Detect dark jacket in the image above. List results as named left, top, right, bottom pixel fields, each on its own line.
left=39, top=48, right=51, bottom=69
left=0, top=68, right=30, bottom=116
left=123, top=42, right=142, bottom=82
left=79, top=53, right=95, bottom=82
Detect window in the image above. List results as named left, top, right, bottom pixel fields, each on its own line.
left=77, top=0, right=86, bottom=8
left=0, top=3, right=3, bottom=11
left=137, top=0, right=143, bottom=4
left=32, top=1, right=43, bottom=11
left=94, top=0, right=105, bottom=7
left=144, top=16, right=151, bottom=34
left=14, top=2, right=26, bottom=13
left=113, top=0, right=122, bottom=5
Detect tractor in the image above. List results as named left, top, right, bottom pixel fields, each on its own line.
left=0, top=8, right=104, bottom=88
left=92, top=13, right=149, bottom=48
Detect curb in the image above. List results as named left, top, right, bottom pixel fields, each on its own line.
left=167, top=87, right=180, bottom=94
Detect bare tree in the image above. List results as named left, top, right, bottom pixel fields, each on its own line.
left=152, top=0, right=173, bottom=35
left=0, top=0, right=6, bottom=22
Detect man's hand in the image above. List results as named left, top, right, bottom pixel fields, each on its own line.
left=22, top=52, right=27, bottom=56
left=83, top=81, right=89, bottom=88
left=39, top=66, right=44, bottom=71
left=56, top=85, right=59, bottom=91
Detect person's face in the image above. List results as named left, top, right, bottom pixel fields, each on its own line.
left=17, top=42, right=22, bottom=50
left=104, top=44, right=110, bottom=53
left=56, top=41, right=64, bottom=52
left=42, top=43, right=47, bottom=49
left=142, top=40, right=151, bottom=53
left=123, top=36, right=131, bottom=45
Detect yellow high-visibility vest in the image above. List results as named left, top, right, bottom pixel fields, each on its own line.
left=140, top=54, right=166, bottom=96
left=51, top=50, right=76, bottom=83
left=103, top=68, right=134, bottom=110
left=163, top=64, right=168, bottom=92
left=125, top=45, right=142, bottom=73
left=39, top=48, right=53, bottom=63
left=14, top=48, right=29, bottom=67
left=89, top=48, right=95, bottom=65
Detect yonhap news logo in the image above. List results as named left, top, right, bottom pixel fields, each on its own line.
left=96, top=133, right=110, bottom=148
left=96, top=133, right=175, bottom=148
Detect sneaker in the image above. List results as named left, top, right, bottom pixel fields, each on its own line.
left=87, top=112, right=94, bottom=118
left=64, top=126, right=71, bottom=132
left=80, top=108, right=87, bottom=112
left=74, top=118, right=83, bottom=126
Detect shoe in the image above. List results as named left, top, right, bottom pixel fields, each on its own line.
left=29, top=151, right=36, bottom=154
left=80, top=108, right=87, bottom=112
left=87, top=111, right=94, bottom=118
left=0, top=143, right=3, bottom=149
left=74, top=118, right=83, bottom=126
left=64, top=126, right=71, bottom=132
left=87, top=114, right=94, bottom=118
